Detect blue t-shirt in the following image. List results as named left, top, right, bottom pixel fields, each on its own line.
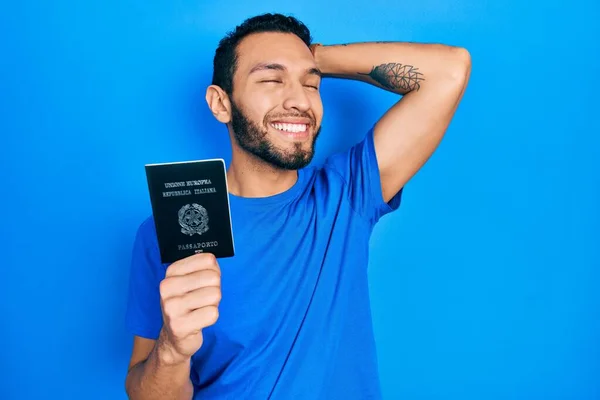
left=126, top=127, right=403, bottom=399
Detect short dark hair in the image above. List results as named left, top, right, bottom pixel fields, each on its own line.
left=211, top=13, right=313, bottom=95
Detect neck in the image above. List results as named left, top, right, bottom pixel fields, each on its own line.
left=226, top=152, right=298, bottom=198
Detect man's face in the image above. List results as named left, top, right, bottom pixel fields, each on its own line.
left=229, top=32, right=323, bottom=170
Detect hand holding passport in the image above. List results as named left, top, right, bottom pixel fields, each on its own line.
left=157, top=251, right=222, bottom=365
left=145, top=158, right=235, bottom=264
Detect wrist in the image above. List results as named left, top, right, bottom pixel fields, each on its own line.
left=155, top=330, right=190, bottom=367
left=309, top=42, right=322, bottom=58
left=309, top=43, right=339, bottom=76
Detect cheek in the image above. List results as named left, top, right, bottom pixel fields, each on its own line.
left=246, top=93, right=279, bottom=124
left=311, top=93, right=324, bottom=122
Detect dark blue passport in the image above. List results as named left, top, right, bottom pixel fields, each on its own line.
left=145, top=158, right=235, bottom=264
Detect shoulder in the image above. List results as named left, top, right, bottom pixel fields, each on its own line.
left=306, top=127, right=379, bottom=185
left=297, top=159, right=351, bottom=207
left=325, top=127, right=377, bottom=176
left=134, top=215, right=159, bottom=248
left=309, top=126, right=403, bottom=224
left=307, top=126, right=377, bottom=193
left=130, top=215, right=168, bottom=271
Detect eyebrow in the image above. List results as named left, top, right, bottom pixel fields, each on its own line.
left=248, top=63, right=321, bottom=77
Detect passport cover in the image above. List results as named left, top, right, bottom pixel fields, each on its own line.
left=145, top=158, right=235, bottom=264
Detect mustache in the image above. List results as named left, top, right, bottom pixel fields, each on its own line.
left=265, top=112, right=316, bottom=126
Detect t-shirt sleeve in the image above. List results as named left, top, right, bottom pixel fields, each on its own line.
left=324, top=126, right=403, bottom=225
left=125, top=217, right=166, bottom=340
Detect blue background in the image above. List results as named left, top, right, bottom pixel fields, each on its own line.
left=1, top=1, right=599, bottom=399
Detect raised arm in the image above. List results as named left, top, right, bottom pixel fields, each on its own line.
left=312, top=41, right=471, bottom=202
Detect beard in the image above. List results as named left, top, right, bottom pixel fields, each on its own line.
left=230, top=100, right=320, bottom=170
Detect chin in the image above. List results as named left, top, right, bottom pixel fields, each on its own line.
left=266, top=147, right=314, bottom=170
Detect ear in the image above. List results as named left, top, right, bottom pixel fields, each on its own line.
left=205, top=85, right=232, bottom=124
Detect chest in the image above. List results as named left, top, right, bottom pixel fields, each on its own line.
left=190, top=196, right=373, bottom=383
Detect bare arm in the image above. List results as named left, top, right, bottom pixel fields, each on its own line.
left=312, top=41, right=471, bottom=202
left=125, top=334, right=193, bottom=400
left=125, top=253, right=223, bottom=399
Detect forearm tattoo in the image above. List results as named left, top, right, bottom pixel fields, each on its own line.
left=359, top=63, right=424, bottom=93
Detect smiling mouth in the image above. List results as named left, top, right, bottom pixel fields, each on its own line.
left=270, top=122, right=309, bottom=133
left=269, top=122, right=312, bottom=140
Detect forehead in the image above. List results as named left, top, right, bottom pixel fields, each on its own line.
left=235, top=32, right=316, bottom=76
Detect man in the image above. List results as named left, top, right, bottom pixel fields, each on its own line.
left=125, top=13, right=470, bottom=400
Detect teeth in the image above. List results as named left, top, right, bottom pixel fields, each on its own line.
left=272, top=123, right=307, bottom=133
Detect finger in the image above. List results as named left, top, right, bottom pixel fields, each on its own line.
left=184, top=306, right=220, bottom=335
left=166, top=253, right=220, bottom=278
left=160, top=269, right=221, bottom=299
left=162, top=286, right=220, bottom=320
left=181, top=286, right=222, bottom=311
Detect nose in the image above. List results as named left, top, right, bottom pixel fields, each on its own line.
left=282, top=81, right=311, bottom=113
